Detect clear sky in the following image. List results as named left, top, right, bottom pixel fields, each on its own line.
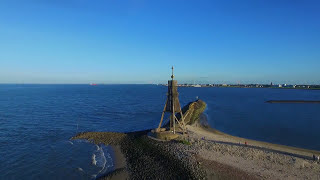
left=0, top=0, right=319, bottom=84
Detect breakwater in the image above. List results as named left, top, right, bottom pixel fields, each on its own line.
left=266, top=100, right=320, bottom=103
left=70, top=98, right=320, bottom=179
left=72, top=100, right=207, bottom=179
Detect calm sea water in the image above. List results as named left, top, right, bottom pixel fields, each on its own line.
left=1, top=84, right=320, bottom=179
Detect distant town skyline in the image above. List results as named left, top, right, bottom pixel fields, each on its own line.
left=0, top=0, right=319, bottom=84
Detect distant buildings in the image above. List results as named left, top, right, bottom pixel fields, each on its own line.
left=158, top=83, right=320, bottom=89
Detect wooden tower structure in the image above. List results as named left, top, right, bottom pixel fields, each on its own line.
left=156, top=66, right=186, bottom=134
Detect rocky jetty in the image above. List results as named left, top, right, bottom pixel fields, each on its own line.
left=72, top=99, right=320, bottom=179
left=71, top=132, right=127, bottom=145
left=72, top=100, right=207, bottom=180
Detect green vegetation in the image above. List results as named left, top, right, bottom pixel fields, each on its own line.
left=178, top=139, right=191, bottom=145
left=71, top=132, right=127, bottom=145
left=179, top=100, right=207, bottom=125
left=189, top=100, right=207, bottom=125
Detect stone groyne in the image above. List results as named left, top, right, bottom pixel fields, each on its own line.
left=266, top=100, right=320, bottom=103
left=71, top=100, right=207, bottom=179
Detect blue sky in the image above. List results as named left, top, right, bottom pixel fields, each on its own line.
left=0, top=0, right=319, bottom=84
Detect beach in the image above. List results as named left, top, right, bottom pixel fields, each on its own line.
left=73, top=100, right=320, bottom=179
left=99, top=145, right=129, bottom=180
left=185, top=120, right=320, bottom=179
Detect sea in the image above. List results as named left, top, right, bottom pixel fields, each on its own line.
left=1, top=84, right=320, bottom=179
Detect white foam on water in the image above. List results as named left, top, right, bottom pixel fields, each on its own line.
left=77, top=167, right=84, bottom=172
left=105, top=150, right=114, bottom=169
left=91, top=144, right=114, bottom=178
left=91, top=174, right=97, bottom=179
left=91, top=154, right=97, bottom=166
left=97, top=147, right=106, bottom=170
left=68, top=141, right=73, bottom=145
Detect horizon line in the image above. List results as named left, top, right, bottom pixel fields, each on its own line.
left=1, top=83, right=319, bottom=85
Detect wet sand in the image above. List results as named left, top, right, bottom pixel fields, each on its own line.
left=99, top=145, right=129, bottom=180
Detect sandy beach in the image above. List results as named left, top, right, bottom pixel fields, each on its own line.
left=99, top=145, right=129, bottom=180
left=185, top=119, right=320, bottom=179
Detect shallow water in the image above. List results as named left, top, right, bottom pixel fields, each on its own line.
left=0, top=84, right=319, bottom=179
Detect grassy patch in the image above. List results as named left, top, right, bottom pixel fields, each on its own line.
left=189, top=100, right=207, bottom=125
left=179, top=139, right=191, bottom=145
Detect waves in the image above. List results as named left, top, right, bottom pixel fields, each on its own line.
left=91, top=154, right=97, bottom=166
left=72, top=142, right=114, bottom=179
left=77, top=167, right=84, bottom=172
left=91, top=144, right=113, bottom=179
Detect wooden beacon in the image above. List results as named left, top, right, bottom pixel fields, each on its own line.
left=156, top=66, right=186, bottom=134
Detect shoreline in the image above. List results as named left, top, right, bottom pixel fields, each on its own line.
left=186, top=115, right=320, bottom=179
left=98, top=145, right=128, bottom=180
left=72, top=100, right=320, bottom=179
left=196, top=118, right=320, bottom=158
